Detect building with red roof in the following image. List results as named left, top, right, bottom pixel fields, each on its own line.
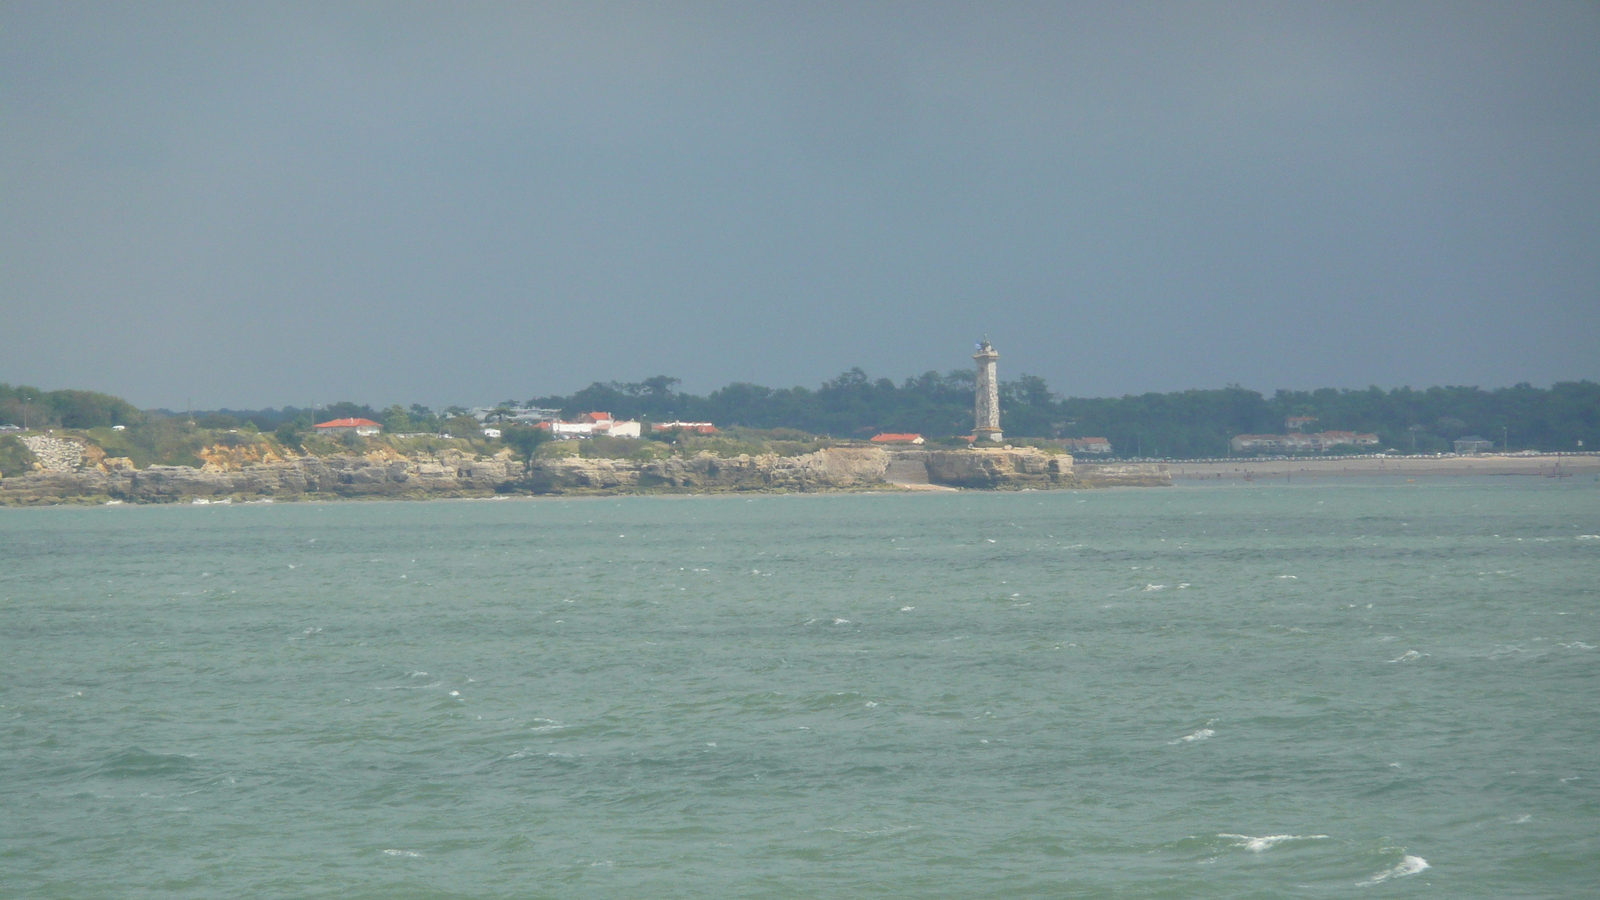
left=313, top=417, right=383, bottom=436
left=870, top=433, right=925, bottom=444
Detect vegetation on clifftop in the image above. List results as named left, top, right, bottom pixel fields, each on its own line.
left=4, top=374, right=1597, bottom=465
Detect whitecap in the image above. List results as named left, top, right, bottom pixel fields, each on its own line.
left=1219, top=833, right=1328, bottom=853
left=1562, top=641, right=1594, bottom=650
left=899, top=606, right=914, bottom=612
left=832, top=618, right=850, bottom=625
left=1143, top=584, right=1168, bottom=591
left=382, top=849, right=422, bottom=858
left=1169, top=728, right=1215, bottom=744
left=1359, top=854, right=1428, bottom=885
left=1388, top=650, right=1429, bottom=663
left=1275, top=574, right=1297, bottom=580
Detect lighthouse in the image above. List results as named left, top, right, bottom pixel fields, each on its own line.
left=973, top=340, right=1002, bottom=442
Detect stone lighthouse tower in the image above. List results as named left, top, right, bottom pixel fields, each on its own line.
left=973, top=339, right=1002, bottom=442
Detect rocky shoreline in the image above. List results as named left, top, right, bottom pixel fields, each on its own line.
left=0, top=441, right=1169, bottom=505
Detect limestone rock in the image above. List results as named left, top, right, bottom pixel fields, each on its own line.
left=920, top=449, right=1076, bottom=489
left=0, top=440, right=1168, bottom=505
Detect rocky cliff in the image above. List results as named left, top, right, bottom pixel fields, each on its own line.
left=0, top=439, right=1167, bottom=504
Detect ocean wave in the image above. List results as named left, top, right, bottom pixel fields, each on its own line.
left=1218, top=833, right=1328, bottom=852
left=1170, top=728, right=1215, bottom=744
left=1359, top=854, right=1428, bottom=885
left=95, top=748, right=197, bottom=779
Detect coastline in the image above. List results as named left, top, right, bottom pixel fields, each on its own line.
left=1152, top=453, right=1600, bottom=481
left=0, top=446, right=1171, bottom=506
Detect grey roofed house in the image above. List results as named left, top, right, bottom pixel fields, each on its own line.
left=1454, top=436, right=1495, bottom=454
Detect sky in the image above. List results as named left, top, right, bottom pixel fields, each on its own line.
left=3, top=2, right=1597, bottom=410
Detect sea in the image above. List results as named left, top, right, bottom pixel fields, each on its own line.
left=2, top=480, right=1596, bottom=899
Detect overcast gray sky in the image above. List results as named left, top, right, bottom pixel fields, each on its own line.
left=3, top=2, right=1597, bottom=409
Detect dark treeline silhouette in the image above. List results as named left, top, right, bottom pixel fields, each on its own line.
left=5, top=375, right=1597, bottom=458
left=528, top=373, right=1600, bottom=456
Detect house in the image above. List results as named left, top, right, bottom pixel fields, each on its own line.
left=652, top=421, right=718, bottom=435
left=1285, top=416, right=1318, bottom=431
left=481, top=427, right=502, bottom=438
left=549, top=415, right=642, bottom=439
left=870, top=433, right=925, bottom=445
left=1454, top=435, right=1495, bottom=454
left=1313, top=431, right=1380, bottom=448
left=1060, top=437, right=1112, bottom=454
left=313, top=417, right=382, bottom=436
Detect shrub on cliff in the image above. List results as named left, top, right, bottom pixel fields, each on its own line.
left=0, top=436, right=37, bottom=477
left=274, top=423, right=303, bottom=451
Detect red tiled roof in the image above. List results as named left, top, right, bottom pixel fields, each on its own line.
left=870, top=433, right=923, bottom=443
left=313, top=418, right=381, bottom=429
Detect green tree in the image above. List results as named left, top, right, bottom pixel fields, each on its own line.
left=380, top=404, right=412, bottom=433
left=502, top=425, right=552, bottom=460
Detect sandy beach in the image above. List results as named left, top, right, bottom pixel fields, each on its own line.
left=1135, top=453, right=1600, bottom=481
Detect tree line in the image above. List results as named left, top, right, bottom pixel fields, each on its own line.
left=530, top=373, right=1599, bottom=456
left=4, top=375, right=1597, bottom=458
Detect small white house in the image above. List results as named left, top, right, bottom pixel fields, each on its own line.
left=481, top=427, right=502, bottom=438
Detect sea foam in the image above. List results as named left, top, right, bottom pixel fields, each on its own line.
left=1219, top=833, right=1328, bottom=852
left=1359, top=854, right=1429, bottom=885
left=1170, top=728, right=1215, bottom=744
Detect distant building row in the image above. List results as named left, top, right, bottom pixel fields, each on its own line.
left=537, top=413, right=717, bottom=440
left=1231, top=431, right=1380, bottom=453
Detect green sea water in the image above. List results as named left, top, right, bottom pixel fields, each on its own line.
left=2, top=481, right=1597, bottom=899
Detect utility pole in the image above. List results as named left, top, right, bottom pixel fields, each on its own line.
left=1503, top=426, right=1508, bottom=453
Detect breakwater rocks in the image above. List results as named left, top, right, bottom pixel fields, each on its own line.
left=0, top=442, right=1169, bottom=505
left=19, top=435, right=86, bottom=472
